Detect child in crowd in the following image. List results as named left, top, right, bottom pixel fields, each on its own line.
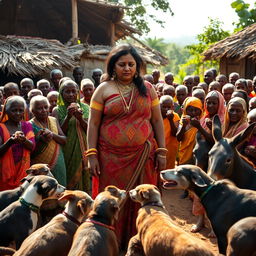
left=247, top=79, right=254, bottom=97
left=80, top=78, right=95, bottom=105
left=47, top=91, right=59, bottom=114
left=249, top=97, right=256, bottom=112
left=156, top=83, right=164, bottom=98
left=208, top=81, right=221, bottom=92
left=183, top=75, right=194, bottom=96
left=175, top=85, right=188, bottom=117
left=197, top=82, right=208, bottom=95
left=163, top=84, right=175, bottom=98
left=231, top=89, right=249, bottom=112
left=192, top=88, right=205, bottom=106
left=216, top=74, right=227, bottom=88
left=222, top=83, right=235, bottom=106
left=160, top=95, right=180, bottom=168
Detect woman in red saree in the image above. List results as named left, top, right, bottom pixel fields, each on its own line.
left=87, top=44, right=166, bottom=250
left=0, top=96, right=35, bottom=191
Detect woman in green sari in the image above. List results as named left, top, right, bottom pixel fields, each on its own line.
left=29, top=95, right=67, bottom=186
left=52, top=79, right=90, bottom=192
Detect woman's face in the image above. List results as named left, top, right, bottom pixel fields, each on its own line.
left=206, top=96, right=219, bottom=116
left=186, top=105, right=202, bottom=118
left=228, top=102, right=244, bottom=123
left=7, top=102, right=24, bottom=123
left=32, top=101, right=49, bottom=120
left=82, top=84, right=94, bottom=101
left=62, top=84, right=78, bottom=104
left=114, top=54, right=137, bottom=83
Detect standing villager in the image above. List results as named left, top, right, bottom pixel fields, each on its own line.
left=52, top=80, right=90, bottom=191
left=0, top=96, right=35, bottom=191
left=87, top=44, right=166, bottom=250
left=30, top=95, right=67, bottom=186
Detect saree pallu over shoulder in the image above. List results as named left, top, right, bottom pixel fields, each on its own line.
left=178, top=126, right=198, bottom=165
left=30, top=116, right=67, bottom=186
left=0, top=122, right=33, bottom=191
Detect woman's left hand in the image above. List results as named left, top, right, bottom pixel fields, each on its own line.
left=155, top=154, right=167, bottom=171
left=73, top=108, right=83, bottom=120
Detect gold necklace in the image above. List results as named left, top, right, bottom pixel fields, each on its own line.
left=34, top=118, right=49, bottom=129
left=115, top=81, right=135, bottom=113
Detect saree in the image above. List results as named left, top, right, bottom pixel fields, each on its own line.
left=163, top=113, right=180, bottom=168
left=178, top=97, right=203, bottom=165
left=223, top=97, right=248, bottom=138
left=0, top=122, right=35, bottom=191
left=92, top=82, right=158, bottom=249
left=30, top=116, right=67, bottom=186
left=57, top=87, right=90, bottom=191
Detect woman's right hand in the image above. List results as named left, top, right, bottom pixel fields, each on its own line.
left=67, top=105, right=77, bottom=118
left=88, top=155, right=100, bottom=177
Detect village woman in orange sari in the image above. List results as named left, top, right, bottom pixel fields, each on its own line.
left=0, top=96, right=35, bottom=191
left=86, top=44, right=166, bottom=250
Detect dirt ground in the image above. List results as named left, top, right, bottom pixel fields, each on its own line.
left=161, top=188, right=219, bottom=254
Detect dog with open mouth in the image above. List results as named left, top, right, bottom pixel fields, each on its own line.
left=127, top=184, right=214, bottom=256
left=0, top=175, right=65, bottom=249
left=160, top=165, right=256, bottom=255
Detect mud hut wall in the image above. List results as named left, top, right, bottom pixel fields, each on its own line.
left=220, top=57, right=245, bottom=78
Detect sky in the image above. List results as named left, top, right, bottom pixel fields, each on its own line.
left=145, top=0, right=255, bottom=42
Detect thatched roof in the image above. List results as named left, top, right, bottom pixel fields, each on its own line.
left=68, top=43, right=168, bottom=66
left=203, top=23, right=256, bottom=61
left=0, top=36, right=75, bottom=77
left=0, top=0, right=140, bottom=45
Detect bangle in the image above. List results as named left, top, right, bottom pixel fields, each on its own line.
left=157, top=154, right=166, bottom=159
left=155, top=148, right=168, bottom=154
left=85, top=152, right=97, bottom=157
left=86, top=148, right=98, bottom=154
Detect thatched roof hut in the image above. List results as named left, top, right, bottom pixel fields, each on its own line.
left=203, top=23, right=256, bottom=78
left=0, top=36, right=75, bottom=77
left=0, top=0, right=141, bottom=45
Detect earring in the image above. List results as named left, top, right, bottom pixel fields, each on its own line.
left=112, top=71, right=117, bottom=79
left=134, top=72, right=138, bottom=78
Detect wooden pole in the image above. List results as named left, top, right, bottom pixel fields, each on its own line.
left=71, top=0, right=78, bottom=40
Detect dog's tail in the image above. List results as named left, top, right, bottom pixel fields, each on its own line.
left=0, top=246, right=16, bottom=255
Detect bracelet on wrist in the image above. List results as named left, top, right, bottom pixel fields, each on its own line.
left=157, top=154, right=166, bottom=159
left=155, top=148, right=168, bottom=155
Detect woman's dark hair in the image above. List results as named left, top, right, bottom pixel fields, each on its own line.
left=232, top=89, right=249, bottom=112
left=104, top=44, right=147, bottom=96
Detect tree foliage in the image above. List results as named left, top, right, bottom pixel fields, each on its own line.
left=231, top=0, right=256, bottom=30
left=108, top=0, right=173, bottom=33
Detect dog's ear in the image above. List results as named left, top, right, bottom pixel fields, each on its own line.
left=77, top=200, right=86, bottom=215
left=191, top=172, right=207, bottom=187
left=139, top=189, right=149, bottom=200
left=105, top=185, right=118, bottom=196
left=58, top=190, right=75, bottom=201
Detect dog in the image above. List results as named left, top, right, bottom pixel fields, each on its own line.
left=226, top=217, right=256, bottom=256
left=13, top=190, right=93, bottom=256
left=127, top=184, right=215, bottom=256
left=160, top=165, right=256, bottom=255
left=68, top=185, right=126, bottom=256
left=0, top=175, right=65, bottom=249
left=0, top=164, right=53, bottom=211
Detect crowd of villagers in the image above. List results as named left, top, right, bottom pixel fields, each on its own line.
left=1, top=43, right=256, bottom=249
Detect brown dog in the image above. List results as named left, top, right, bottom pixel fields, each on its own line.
left=0, top=163, right=53, bottom=211
left=13, top=190, right=93, bottom=256
left=68, top=185, right=126, bottom=256
left=226, top=217, right=256, bottom=256
left=127, top=184, right=215, bottom=256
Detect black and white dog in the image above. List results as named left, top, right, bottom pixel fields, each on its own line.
left=0, top=164, right=53, bottom=211
left=0, top=175, right=65, bottom=249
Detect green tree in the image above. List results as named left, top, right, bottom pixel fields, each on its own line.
left=184, top=18, right=230, bottom=77
left=108, top=0, right=173, bottom=33
left=143, top=37, right=167, bottom=54
left=231, top=0, right=256, bottom=30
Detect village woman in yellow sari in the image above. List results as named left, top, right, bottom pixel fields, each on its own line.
left=52, top=80, right=90, bottom=191
left=177, top=96, right=203, bottom=164
left=29, top=95, right=67, bottom=186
